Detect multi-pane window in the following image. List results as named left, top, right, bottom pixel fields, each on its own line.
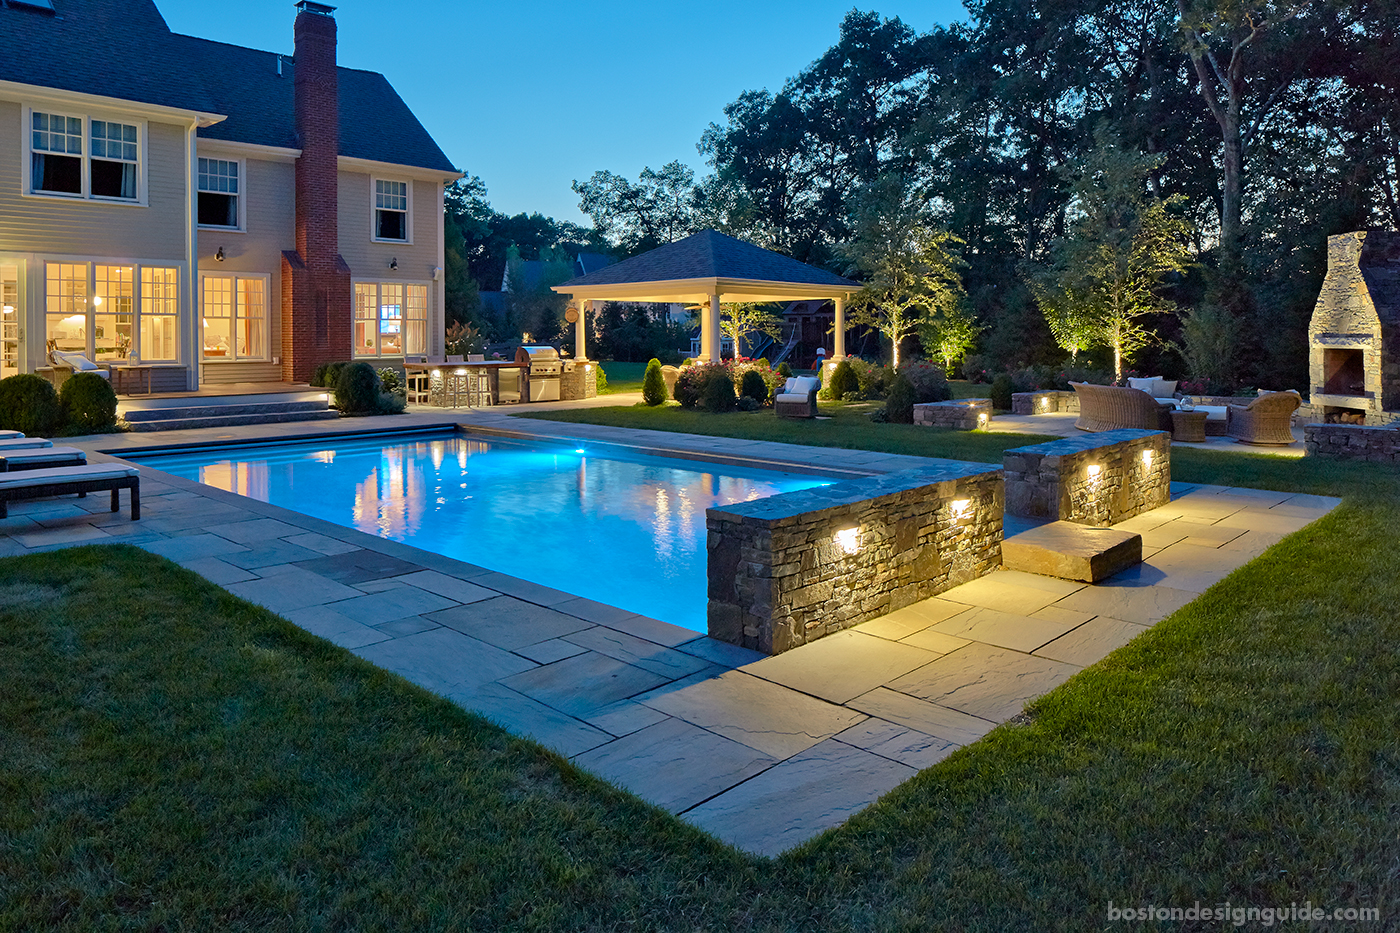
left=93, top=265, right=135, bottom=361
left=89, top=120, right=138, bottom=199
left=374, top=179, right=409, bottom=240
left=45, top=263, right=88, bottom=355
left=31, top=112, right=83, bottom=195
left=197, top=158, right=239, bottom=227
left=29, top=110, right=141, bottom=201
left=354, top=282, right=427, bottom=358
left=201, top=274, right=267, bottom=361
left=140, top=268, right=180, bottom=362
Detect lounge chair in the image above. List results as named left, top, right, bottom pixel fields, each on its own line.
left=1070, top=382, right=1173, bottom=432
left=0, top=437, right=52, bottom=450
left=0, top=447, right=87, bottom=471
left=775, top=376, right=820, bottom=419
left=0, top=464, right=139, bottom=519
left=0, top=430, right=23, bottom=440
left=1227, top=391, right=1301, bottom=445
left=49, top=350, right=111, bottom=383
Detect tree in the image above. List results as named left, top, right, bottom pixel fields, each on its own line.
left=838, top=176, right=966, bottom=370
left=572, top=161, right=699, bottom=255
left=919, top=303, right=984, bottom=374
left=1029, top=137, right=1193, bottom=381
left=1028, top=273, right=1103, bottom=361
left=719, top=302, right=784, bottom=359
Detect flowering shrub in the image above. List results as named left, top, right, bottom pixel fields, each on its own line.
left=900, top=360, right=953, bottom=402
left=674, top=362, right=731, bottom=410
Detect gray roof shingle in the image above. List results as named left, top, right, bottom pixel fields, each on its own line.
left=3, top=0, right=457, bottom=174
left=559, top=230, right=858, bottom=289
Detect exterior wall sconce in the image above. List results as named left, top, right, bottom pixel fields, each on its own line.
left=950, top=499, right=972, bottom=520
left=389, top=257, right=398, bottom=271
left=215, top=246, right=225, bottom=261
left=834, top=527, right=860, bottom=555
left=1040, top=397, right=1050, bottom=410
left=1141, top=449, right=1154, bottom=467
left=977, top=411, right=989, bottom=425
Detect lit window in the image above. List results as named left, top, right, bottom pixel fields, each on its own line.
left=374, top=179, right=408, bottom=241
left=141, top=267, right=180, bottom=362
left=90, top=120, right=138, bottom=199
left=31, top=112, right=83, bottom=195
left=354, top=281, right=427, bottom=358
left=44, top=262, right=179, bottom=363
left=202, top=274, right=267, bottom=361
left=197, top=158, right=239, bottom=227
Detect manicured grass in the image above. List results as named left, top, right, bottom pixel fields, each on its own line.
left=519, top=400, right=1055, bottom=464
left=3, top=504, right=1398, bottom=928
left=948, top=380, right=992, bottom=399
left=596, top=360, right=648, bottom=395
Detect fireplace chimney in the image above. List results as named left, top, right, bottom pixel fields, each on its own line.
left=281, top=0, right=352, bottom=383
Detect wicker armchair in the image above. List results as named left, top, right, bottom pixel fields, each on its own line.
left=1226, top=391, right=1301, bottom=445
left=1070, top=382, right=1173, bottom=433
left=775, top=376, right=820, bottom=419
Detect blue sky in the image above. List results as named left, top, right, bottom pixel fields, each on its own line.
left=158, top=0, right=968, bottom=226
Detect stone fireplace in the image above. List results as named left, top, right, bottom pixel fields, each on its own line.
left=1308, top=230, right=1400, bottom=425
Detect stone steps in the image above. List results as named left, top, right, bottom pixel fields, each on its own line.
left=1002, top=521, right=1142, bottom=583
left=124, top=409, right=342, bottom=432
left=120, top=393, right=338, bottom=432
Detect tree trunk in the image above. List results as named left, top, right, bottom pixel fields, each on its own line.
left=1219, top=87, right=1245, bottom=274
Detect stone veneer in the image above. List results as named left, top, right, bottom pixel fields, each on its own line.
left=707, top=464, right=1003, bottom=655
left=1308, top=230, right=1400, bottom=421
left=913, top=398, right=992, bottom=429
left=1004, top=429, right=1171, bottom=526
left=560, top=360, right=599, bottom=401
left=1011, top=390, right=1080, bottom=415
left=1304, top=423, right=1400, bottom=462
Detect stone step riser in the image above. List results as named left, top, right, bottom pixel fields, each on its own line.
left=125, top=410, right=342, bottom=432
left=122, top=400, right=330, bottom=421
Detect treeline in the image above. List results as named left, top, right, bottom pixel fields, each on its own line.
left=572, top=0, right=1399, bottom=389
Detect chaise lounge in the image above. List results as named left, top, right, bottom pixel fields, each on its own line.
left=0, top=464, right=140, bottom=519
left=1070, top=382, right=1173, bottom=432
left=0, top=447, right=88, bottom=471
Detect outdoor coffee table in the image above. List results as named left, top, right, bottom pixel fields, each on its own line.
left=1170, top=408, right=1208, bottom=443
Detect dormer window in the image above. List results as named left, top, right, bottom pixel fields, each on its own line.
left=374, top=178, right=410, bottom=242
left=198, top=158, right=241, bottom=228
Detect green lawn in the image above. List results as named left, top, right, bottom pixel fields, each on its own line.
left=4, top=413, right=1399, bottom=929
left=595, top=360, right=648, bottom=395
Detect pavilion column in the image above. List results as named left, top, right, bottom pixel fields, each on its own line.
left=702, top=293, right=721, bottom=362
left=576, top=300, right=589, bottom=360
left=833, top=296, right=846, bottom=360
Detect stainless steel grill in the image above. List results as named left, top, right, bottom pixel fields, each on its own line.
left=515, top=345, right=562, bottom=402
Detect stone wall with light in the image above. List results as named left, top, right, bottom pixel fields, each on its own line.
left=707, top=464, right=1003, bottom=655
left=1011, top=390, right=1081, bottom=415
left=560, top=360, right=598, bottom=400
left=913, top=399, right=992, bottom=429
left=1004, top=429, right=1170, bottom=527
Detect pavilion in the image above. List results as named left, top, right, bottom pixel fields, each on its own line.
left=551, top=230, right=862, bottom=363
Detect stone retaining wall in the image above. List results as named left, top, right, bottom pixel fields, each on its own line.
left=707, top=464, right=1003, bottom=655
left=1304, top=423, right=1400, bottom=461
left=913, top=398, right=992, bottom=429
left=1004, top=429, right=1171, bottom=526
left=1011, top=390, right=1080, bottom=415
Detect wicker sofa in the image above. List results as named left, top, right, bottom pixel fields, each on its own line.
left=1226, top=390, right=1301, bottom=445
left=1070, top=382, right=1174, bottom=433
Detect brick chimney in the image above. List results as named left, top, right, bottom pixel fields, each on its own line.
left=281, top=0, right=352, bottom=383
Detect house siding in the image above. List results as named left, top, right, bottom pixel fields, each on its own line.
left=0, top=100, right=188, bottom=260
left=197, top=155, right=294, bottom=383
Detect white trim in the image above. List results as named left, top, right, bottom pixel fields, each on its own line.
left=36, top=257, right=190, bottom=367
left=0, top=80, right=224, bottom=128
left=22, top=106, right=149, bottom=207
left=195, top=154, right=246, bottom=233
left=198, top=270, right=272, bottom=363
left=370, top=175, right=413, bottom=245
left=339, top=154, right=461, bottom=184
left=198, top=139, right=301, bottom=163
left=351, top=278, right=431, bottom=359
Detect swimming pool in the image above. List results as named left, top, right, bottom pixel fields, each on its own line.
left=134, top=431, right=834, bottom=631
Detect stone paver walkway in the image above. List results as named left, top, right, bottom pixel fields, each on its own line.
left=1, top=414, right=1339, bottom=856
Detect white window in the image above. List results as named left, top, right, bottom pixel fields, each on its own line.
left=201, top=273, right=268, bottom=362
left=197, top=157, right=241, bottom=228
left=373, top=178, right=410, bottom=242
left=354, top=281, right=427, bottom=358
left=27, top=109, right=142, bottom=202
left=43, top=262, right=180, bottom=364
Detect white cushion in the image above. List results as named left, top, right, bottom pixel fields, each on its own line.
left=1194, top=405, right=1227, bottom=421
left=0, top=464, right=137, bottom=487
left=1127, top=377, right=1154, bottom=392
left=782, top=377, right=797, bottom=393
left=54, top=351, right=98, bottom=371
left=0, top=446, right=84, bottom=465
left=1154, top=379, right=1178, bottom=397
left=0, top=430, right=23, bottom=439
left=775, top=393, right=811, bottom=404
left=1154, top=397, right=1177, bottom=406
left=0, top=438, right=53, bottom=449
left=792, top=376, right=820, bottom=394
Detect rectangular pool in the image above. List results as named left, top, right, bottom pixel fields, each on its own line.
left=133, top=431, right=835, bottom=631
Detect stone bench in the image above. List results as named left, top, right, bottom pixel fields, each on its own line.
left=913, top=398, right=992, bottom=429
left=707, top=463, right=1003, bottom=655
left=1002, top=521, right=1141, bottom=582
left=1004, top=429, right=1170, bottom=526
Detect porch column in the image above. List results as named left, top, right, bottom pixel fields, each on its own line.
left=575, top=300, right=588, bottom=360
left=701, top=292, right=721, bottom=362
left=833, top=295, right=846, bottom=360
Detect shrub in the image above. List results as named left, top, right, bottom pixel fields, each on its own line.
left=885, top=374, right=916, bottom=423
left=848, top=358, right=890, bottom=400
left=826, top=359, right=859, bottom=401
left=377, top=367, right=403, bottom=394
left=737, top=395, right=761, bottom=412
left=594, top=364, right=608, bottom=393
left=59, top=372, right=119, bottom=434
left=334, top=361, right=381, bottom=414
left=739, top=369, right=769, bottom=404
left=376, top=391, right=407, bottom=415
left=310, top=363, right=330, bottom=388
left=674, top=362, right=727, bottom=410
left=777, top=361, right=793, bottom=378
left=642, top=359, right=668, bottom=406
left=0, top=374, right=63, bottom=436
left=322, top=361, right=349, bottom=393
left=700, top=369, right=738, bottom=413
left=990, top=373, right=1015, bottom=410
left=901, top=360, right=953, bottom=403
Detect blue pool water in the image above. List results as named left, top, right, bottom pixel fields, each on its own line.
left=135, top=432, right=833, bottom=631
